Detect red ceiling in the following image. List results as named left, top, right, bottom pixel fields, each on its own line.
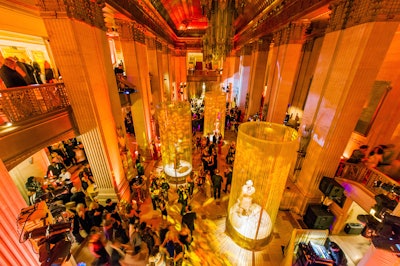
left=160, top=0, right=208, bottom=31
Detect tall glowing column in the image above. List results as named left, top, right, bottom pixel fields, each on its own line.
left=204, top=90, right=226, bottom=137
left=226, top=122, right=298, bottom=250
left=156, top=102, right=192, bottom=183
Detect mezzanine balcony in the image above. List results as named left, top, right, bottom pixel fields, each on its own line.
left=0, top=83, right=77, bottom=169
left=187, top=68, right=221, bottom=82
left=336, top=162, right=399, bottom=196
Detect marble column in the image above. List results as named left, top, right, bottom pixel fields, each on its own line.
left=290, top=20, right=327, bottom=111
left=160, top=45, right=173, bottom=100
left=237, top=44, right=252, bottom=111
left=296, top=0, right=400, bottom=213
left=117, top=20, right=153, bottom=155
left=172, top=49, right=188, bottom=101
left=247, top=37, right=272, bottom=119
left=0, top=159, right=39, bottom=265
left=222, top=53, right=240, bottom=107
left=146, top=37, right=163, bottom=107
left=265, top=20, right=310, bottom=123
left=37, top=0, right=130, bottom=202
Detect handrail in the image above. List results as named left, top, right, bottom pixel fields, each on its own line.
left=0, top=83, right=70, bottom=123
left=335, top=161, right=399, bottom=196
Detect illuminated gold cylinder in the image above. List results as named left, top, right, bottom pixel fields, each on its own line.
left=156, top=102, right=192, bottom=183
left=204, top=91, right=226, bottom=137
left=226, top=122, right=298, bottom=250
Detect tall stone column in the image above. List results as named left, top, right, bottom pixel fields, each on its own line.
left=265, top=20, right=310, bottom=123
left=161, top=45, right=173, bottom=100
left=0, top=159, right=39, bottom=265
left=247, top=37, right=272, bottom=119
left=172, top=49, right=188, bottom=101
left=37, top=0, right=130, bottom=202
left=117, top=20, right=153, bottom=154
left=222, top=53, right=240, bottom=107
left=296, top=0, right=400, bottom=213
left=237, top=44, right=253, bottom=111
left=147, top=37, right=162, bottom=107
left=289, top=21, right=327, bottom=111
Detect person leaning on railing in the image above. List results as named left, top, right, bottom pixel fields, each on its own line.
left=0, top=57, right=28, bottom=88
left=346, top=145, right=369, bottom=164
left=364, top=146, right=384, bottom=169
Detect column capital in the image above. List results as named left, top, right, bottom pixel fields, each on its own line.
left=163, top=44, right=171, bottom=54
left=241, top=43, right=254, bottom=56
left=273, top=20, right=311, bottom=46
left=328, top=0, right=400, bottom=33
left=173, top=43, right=187, bottom=57
left=172, top=48, right=187, bottom=57
left=147, top=38, right=167, bottom=52
left=115, top=19, right=146, bottom=44
left=157, top=40, right=164, bottom=51
left=257, top=36, right=273, bottom=52
left=146, top=37, right=156, bottom=50
left=37, top=0, right=106, bottom=30
left=233, top=49, right=241, bottom=57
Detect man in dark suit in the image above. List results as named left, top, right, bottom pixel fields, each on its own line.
left=211, top=169, right=223, bottom=199
left=182, top=205, right=196, bottom=234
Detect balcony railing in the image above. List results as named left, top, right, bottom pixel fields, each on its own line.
left=187, top=69, right=221, bottom=82
left=0, top=83, right=70, bottom=123
left=335, top=161, right=399, bottom=195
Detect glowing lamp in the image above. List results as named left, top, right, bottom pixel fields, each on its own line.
left=156, top=102, right=193, bottom=183
left=226, top=122, right=298, bottom=250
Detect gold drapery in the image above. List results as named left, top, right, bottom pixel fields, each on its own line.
left=226, top=122, right=298, bottom=250
left=156, top=102, right=193, bottom=182
left=204, top=90, right=226, bottom=137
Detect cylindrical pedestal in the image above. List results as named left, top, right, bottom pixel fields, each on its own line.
left=226, top=122, right=298, bottom=250
left=204, top=91, right=226, bottom=138
left=156, top=102, right=193, bottom=183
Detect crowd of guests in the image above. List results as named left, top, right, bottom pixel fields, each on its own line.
left=225, top=106, right=243, bottom=132
left=346, top=144, right=396, bottom=168
left=0, top=56, right=57, bottom=88
left=343, top=143, right=400, bottom=182
left=108, top=130, right=236, bottom=265
left=190, top=97, right=244, bottom=135
left=80, top=179, right=198, bottom=266
left=26, top=162, right=190, bottom=266
left=81, top=155, right=199, bottom=265
left=20, top=102, right=239, bottom=265
left=25, top=138, right=94, bottom=206
left=193, top=133, right=235, bottom=200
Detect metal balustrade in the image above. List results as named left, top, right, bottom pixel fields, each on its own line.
left=0, top=83, right=70, bottom=123
left=336, top=161, right=399, bottom=196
